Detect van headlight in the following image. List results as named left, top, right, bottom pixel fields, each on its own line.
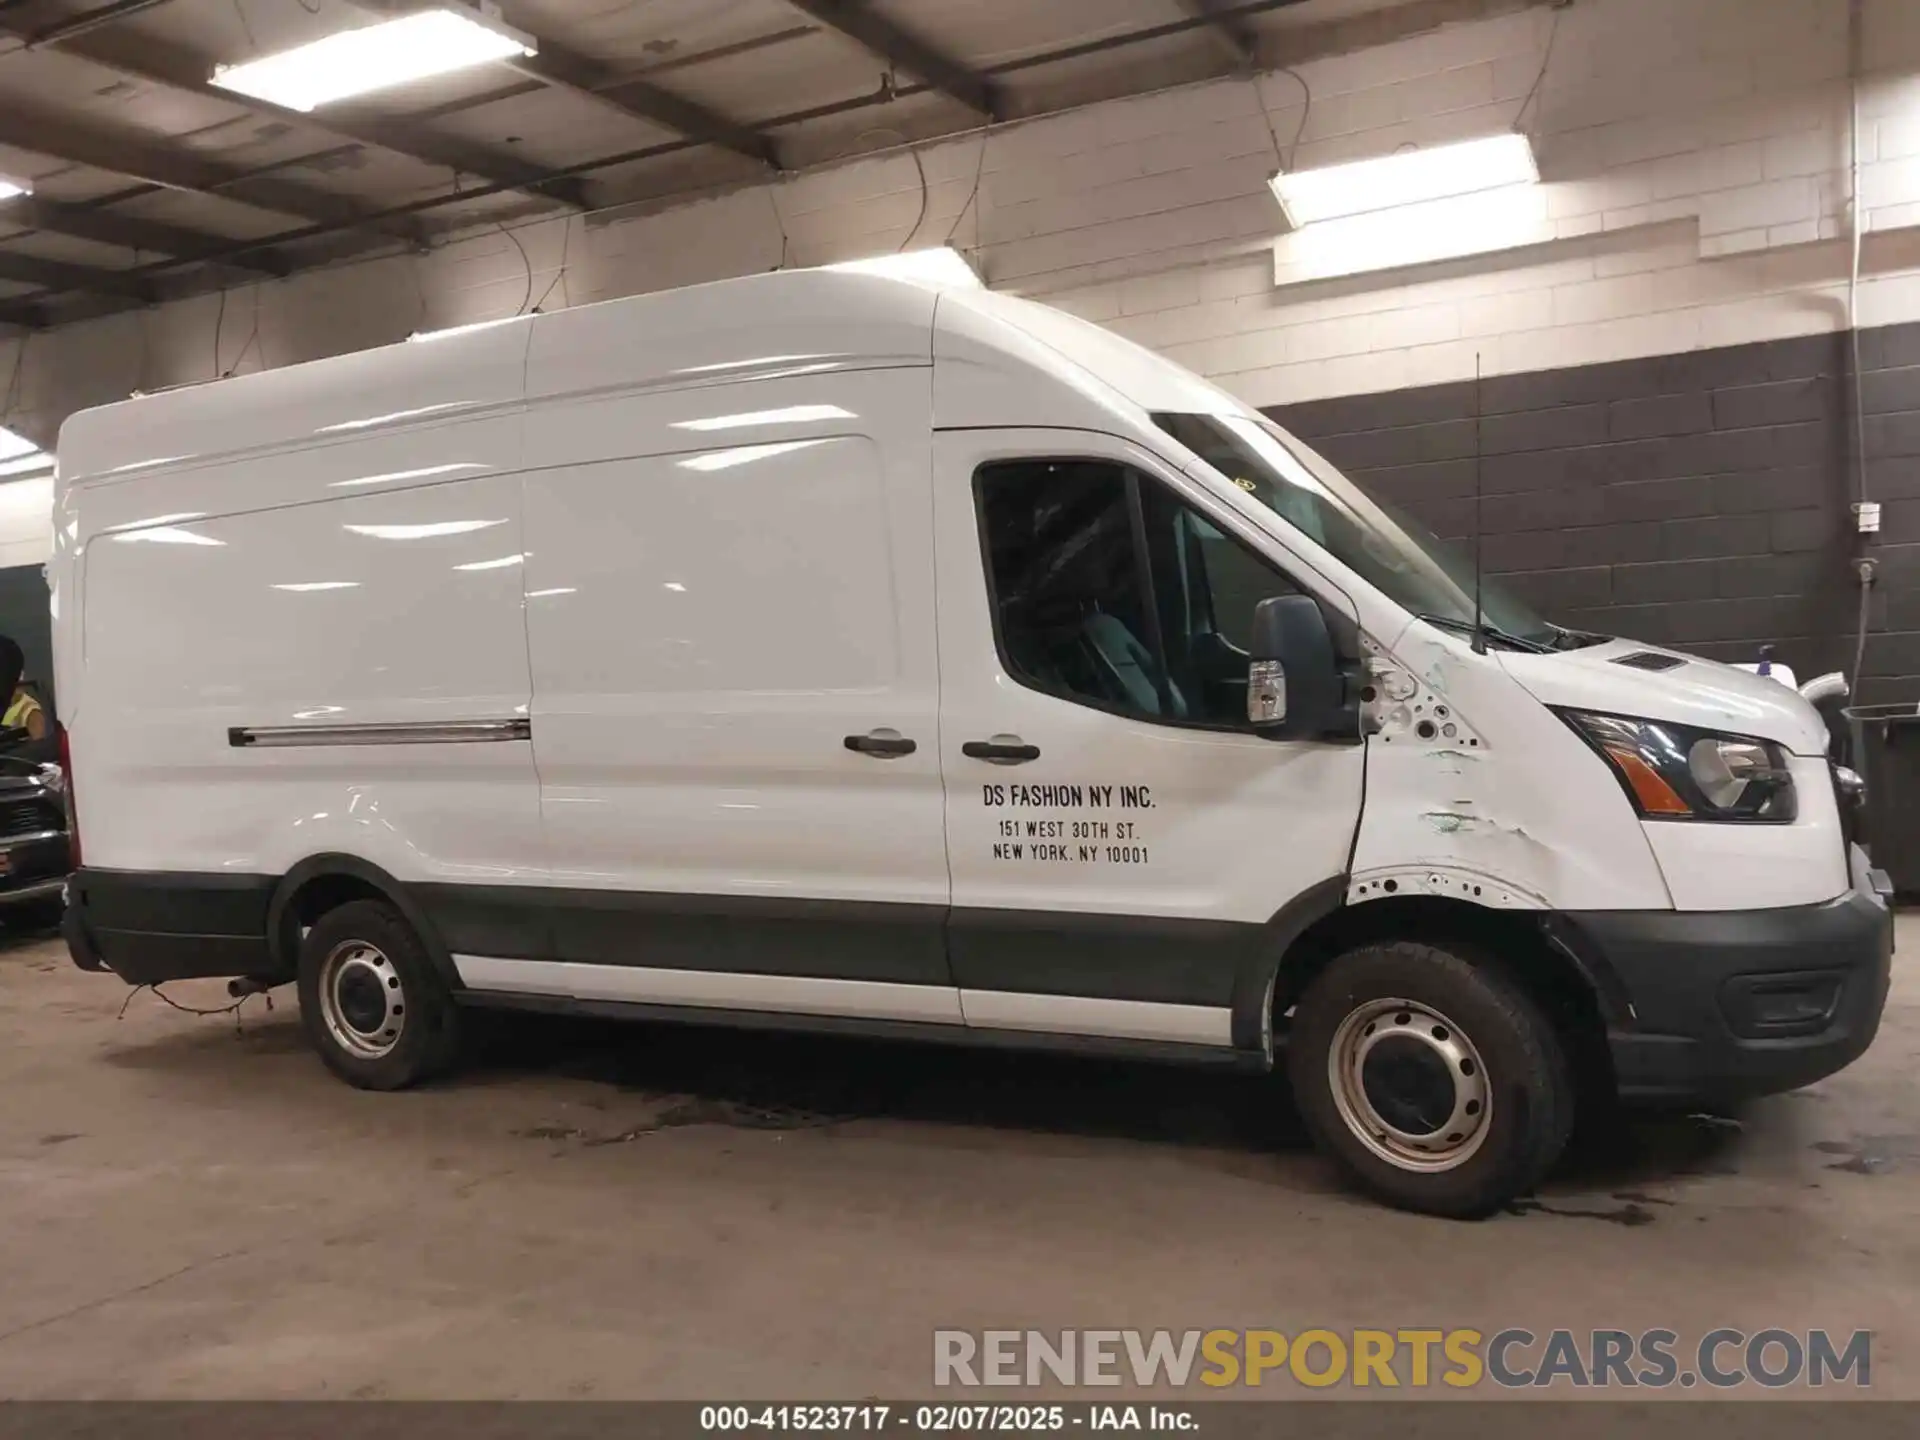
left=1559, top=711, right=1797, bottom=822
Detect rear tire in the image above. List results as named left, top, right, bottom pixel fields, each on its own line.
left=1288, top=940, right=1574, bottom=1219
left=296, top=899, right=461, bottom=1091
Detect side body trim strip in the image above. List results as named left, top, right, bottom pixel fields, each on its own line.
left=959, top=989, right=1234, bottom=1047
left=229, top=719, right=532, bottom=747
left=451, top=954, right=1234, bottom=1045
left=452, top=955, right=965, bottom=1025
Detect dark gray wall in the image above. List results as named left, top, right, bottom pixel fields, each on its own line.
left=1268, top=321, right=1920, bottom=705
left=0, top=564, right=53, bottom=716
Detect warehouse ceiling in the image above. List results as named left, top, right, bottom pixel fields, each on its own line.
left=0, top=0, right=1441, bottom=333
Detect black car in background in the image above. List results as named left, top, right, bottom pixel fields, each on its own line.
left=0, top=731, right=70, bottom=924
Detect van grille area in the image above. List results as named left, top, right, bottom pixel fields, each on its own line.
left=0, top=799, right=62, bottom=838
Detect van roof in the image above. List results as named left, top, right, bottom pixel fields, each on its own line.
left=55, top=268, right=1250, bottom=488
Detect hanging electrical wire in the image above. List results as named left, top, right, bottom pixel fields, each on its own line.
left=850, top=126, right=930, bottom=255
left=1515, top=3, right=1569, bottom=135
left=530, top=214, right=575, bottom=313
left=502, top=221, right=535, bottom=316
left=211, top=285, right=229, bottom=379
left=899, top=146, right=931, bottom=253
left=765, top=180, right=791, bottom=270
left=945, top=123, right=992, bottom=249
left=224, top=282, right=263, bottom=376
left=1255, top=68, right=1311, bottom=173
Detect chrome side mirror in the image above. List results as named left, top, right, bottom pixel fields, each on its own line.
left=1248, top=660, right=1287, bottom=726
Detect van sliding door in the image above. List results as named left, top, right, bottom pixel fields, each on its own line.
left=480, top=370, right=957, bottom=1025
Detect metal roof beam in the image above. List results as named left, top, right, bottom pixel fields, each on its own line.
left=0, top=16, right=593, bottom=210
left=783, top=1, right=1000, bottom=117
left=2, top=195, right=290, bottom=277
left=509, top=48, right=781, bottom=168
left=16, top=0, right=178, bottom=47
left=0, top=298, right=51, bottom=332
left=0, top=104, right=425, bottom=244
left=1179, top=0, right=1262, bottom=66
left=0, top=248, right=154, bottom=301
left=347, top=0, right=779, bottom=167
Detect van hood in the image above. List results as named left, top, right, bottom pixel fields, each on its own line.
left=1496, top=639, right=1831, bottom=755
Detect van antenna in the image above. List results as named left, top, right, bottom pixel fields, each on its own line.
left=1471, top=350, right=1488, bottom=656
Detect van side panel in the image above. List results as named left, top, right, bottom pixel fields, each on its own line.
left=493, top=368, right=953, bottom=998
left=77, top=472, right=543, bottom=886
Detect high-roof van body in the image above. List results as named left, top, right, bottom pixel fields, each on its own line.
left=53, top=271, right=1891, bottom=1215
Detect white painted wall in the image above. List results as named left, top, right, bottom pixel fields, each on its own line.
left=0, top=476, right=51, bottom=570
left=4, top=0, right=1920, bottom=565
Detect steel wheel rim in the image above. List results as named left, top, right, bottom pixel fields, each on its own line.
left=1327, top=997, right=1491, bottom=1173
left=318, top=939, right=406, bottom=1060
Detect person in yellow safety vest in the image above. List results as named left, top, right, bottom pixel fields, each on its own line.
left=0, top=636, right=45, bottom=741
left=4, top=683, right=44, bottom=741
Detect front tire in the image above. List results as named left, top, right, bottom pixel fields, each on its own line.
left=1288, top=941, right=1573, bottom=1218
left=296, top=899, right=461, bottom=1090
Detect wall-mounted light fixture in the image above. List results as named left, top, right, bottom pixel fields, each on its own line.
left=825, top=246, right=983, bottom=289
left=1270, top=133, right=1540, bottom=229
left=0, top=426, right=52, bottom=481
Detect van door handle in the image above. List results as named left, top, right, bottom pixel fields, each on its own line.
left=962, top=739, right=1041, bottom=764
left=845, top=731, right=917, bottom=758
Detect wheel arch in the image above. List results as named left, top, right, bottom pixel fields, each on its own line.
left=1266, top=893, right=1624, bottom=1092
left=267, top=855, right=460, bottom=990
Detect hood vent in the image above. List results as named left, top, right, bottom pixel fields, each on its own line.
left=1613, top=650, right=1687, bottom=673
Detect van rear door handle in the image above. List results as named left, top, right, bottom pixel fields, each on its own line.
left=962, top=739, right=1041, bottom=764
left=845, top=731, right=917, bottom=758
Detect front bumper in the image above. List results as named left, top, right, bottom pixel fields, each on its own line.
left=0, top=828, right=72, bottom=908
left=1556, top=848, right=1893, bottom=1104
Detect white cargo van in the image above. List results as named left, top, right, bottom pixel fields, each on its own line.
left=53, top=270, right=1891, bottom=1216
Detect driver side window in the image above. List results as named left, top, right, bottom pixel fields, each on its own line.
left=976, top=459, right=1298, bottom=729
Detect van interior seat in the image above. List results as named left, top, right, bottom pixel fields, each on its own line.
left=1081, top=613, right=1186, bottom=718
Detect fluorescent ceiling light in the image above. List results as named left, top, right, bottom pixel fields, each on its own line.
left=0, top=177, right=30, bottom=202
left=0, top=425, right=42, bottom=464
left=825, top=246, right=982, bottom=289
left=346, top=519, right=505, bottom=540
left=318, top=402, right=470, bottom=432
left=111, top=526, right=225, bottom=546
left=1269, top=133, right=1539, bottom=228
left=210, top=7, right=535, bottom=113
left=329, top=462, right=487, bottom=489
left=674, top=405, right=853, bottom=433
left=0, top=425, right=50, bottom=479
left=678, top=440, right=831, bottom=473
left=0, top=453, right=54, bottom=479
left=102, top=511, right=206, bottom=533
left=274, top=582, right=361, bottom=592
left=408, top=315, right=524, bottom=343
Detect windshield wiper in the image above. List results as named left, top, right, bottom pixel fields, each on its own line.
left=1547, top=623, right=1611, bottom=650
left=1414, top=613, right=1552, bottom=654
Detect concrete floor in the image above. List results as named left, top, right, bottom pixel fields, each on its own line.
left=1, top=919, right=1916, bottom=1400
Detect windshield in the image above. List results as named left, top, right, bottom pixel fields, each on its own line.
left=1152, top=411, right=1565, bottom=649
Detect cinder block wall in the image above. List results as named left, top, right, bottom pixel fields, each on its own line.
left=1272, top=321, right=1920, bottom=702
left=10, top=0, right=1920, bottom=444
left=5, top=0, right=1920, bottom=697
